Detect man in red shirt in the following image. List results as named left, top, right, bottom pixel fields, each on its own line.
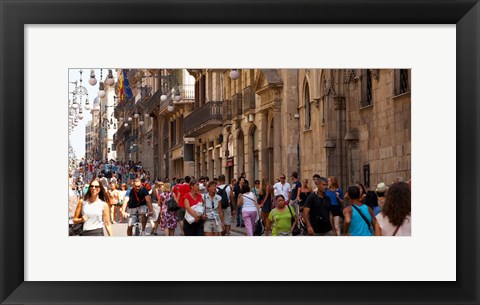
left=173, top=176, right=191, bottom=236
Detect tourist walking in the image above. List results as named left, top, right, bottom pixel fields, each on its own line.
left=203, top=181, right=224, bottom=236
left=183, top=179, right=205, bottom=236
left=158, top=182, right=177, bottom=236
left=326, top=176, right=344, bottom=236
left=343, top=185, right=376, bottom=236
left=73, top=179, right=113, bottom=236
left=266, top=194, right=297, bottom=236
left=303, top=176, right=336, bottom=236
left=374, top=182, right=411, bottom=236
left=237, top=184, right=261, bottom=236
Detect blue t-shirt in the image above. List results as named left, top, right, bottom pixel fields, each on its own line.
left=350, top=204, right=373, bottom=236
left=325, top=189, right=344, bottom=206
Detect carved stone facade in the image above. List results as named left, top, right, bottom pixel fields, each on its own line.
left=114, top=69, right=411, bottom=188
left=298, top=69, right=411, bottom=189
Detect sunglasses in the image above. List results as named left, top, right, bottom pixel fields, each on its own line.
left=134, top=185, right=142, bottom=189
left=90, top=185, right=101, bottom=189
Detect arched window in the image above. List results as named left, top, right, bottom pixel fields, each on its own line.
left=305, top=81, right=311, bottom=129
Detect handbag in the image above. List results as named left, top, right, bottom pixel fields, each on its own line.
left=287, top=205, right=301, bottom=236
left=69, top=223, right=83, bottom=236
left=351, top=204, right=374, bottom=235
left=167, top=198, right=179, bottom=212
left=185, top=201, right=205, bottom=224
left=253, top=219, right=264, bottom=236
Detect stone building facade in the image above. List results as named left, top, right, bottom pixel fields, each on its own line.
left=113, top=69, right=195, bottom=181
left=112, top=68, right=411, bottom=189
left=297, top=69, right=411, bottom=188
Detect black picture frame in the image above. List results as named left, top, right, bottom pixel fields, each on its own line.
left=1, top=0, right=478, bottom=304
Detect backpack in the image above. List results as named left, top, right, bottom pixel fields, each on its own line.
left=217, top=185, right=230, bottom=209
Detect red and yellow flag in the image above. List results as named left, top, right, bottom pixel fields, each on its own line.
left=118, top=70, right=124, bottom=102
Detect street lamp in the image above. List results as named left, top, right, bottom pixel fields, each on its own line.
left=69, top=69, right=90, bottom=133
left=88, top=69, right=97, bottom=86
left=230, top=69, right=240, bottom=80
left=105, top=69, right=115, bottom=86
left=97, top=69, right=106, bottom=98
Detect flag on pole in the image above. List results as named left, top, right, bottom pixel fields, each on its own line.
left=123, top=69, right=133, bottom=99
left=118, top=70, right=124, bottom=102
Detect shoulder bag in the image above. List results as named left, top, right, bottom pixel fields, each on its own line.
left=287, top=205, right=301, bottom=236
left=351, top=204, right=374, bottom=235
left=166, top=191, right=180, bottom=212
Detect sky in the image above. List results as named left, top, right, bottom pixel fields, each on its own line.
left=68, top=68, right=116, bottom=159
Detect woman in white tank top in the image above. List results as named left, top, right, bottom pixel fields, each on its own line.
left=73, top=179, right=113, bottom=236
left=237, top=184, right=261, bottom=236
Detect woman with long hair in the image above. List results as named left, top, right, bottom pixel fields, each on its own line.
left=237, top=183, right=261, bottom=236
left=260, top=179, right=274, bottom=230
left=117, top=183, right=128, bottom=223
left=157, top=182, right=177, bottom=236
left=374, top=182, right=411, bottom=236
left=356, top=182, right=367, bottom=203
left=326, top=176, right=344, bottom=236
left=73, top=179, right=113, bottom=236
left=108, top=182, right=120, bottom=223
left=150, top=181, right=163, bottom=235
left=296, top=178, right=312, bottom=209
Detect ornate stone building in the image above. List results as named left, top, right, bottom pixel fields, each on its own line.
left=297, top=69, right=411, bottom=188
left=113, top=69, right=194, bottom=180
left=113, top=68, right=411, bottom=189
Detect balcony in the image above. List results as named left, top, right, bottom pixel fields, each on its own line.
left=179, top=84, right=195, bottom=101
left=232, top=93, right=243, bottom=117
left=243, top=86, right=255, bottom=113
left=114, top=123, right=130, bottom=143
left=223, top=99, right=232, bottom=121
left=184, top=101, right=223, bottom=137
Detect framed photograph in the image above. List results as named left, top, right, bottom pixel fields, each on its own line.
left=1, top=0, right=478, bottom=304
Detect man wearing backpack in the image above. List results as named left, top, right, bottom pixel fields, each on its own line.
left=217, top=175, right=233, bottom=236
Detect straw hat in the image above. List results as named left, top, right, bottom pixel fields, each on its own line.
left=376, top=182, right=388, bottom=193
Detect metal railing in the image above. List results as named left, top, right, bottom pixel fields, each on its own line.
left=243, top=86, right=255, bottom=112
left=179, top=84, right=195, bottom=100
left=232, top=93, right=243, bottom=116
left=184, top=101, right=223, bottom=135
left=223, top=99, right=232, bottom=121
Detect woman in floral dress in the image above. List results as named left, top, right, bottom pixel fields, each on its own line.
left=159, top=182, right=177, bottom=236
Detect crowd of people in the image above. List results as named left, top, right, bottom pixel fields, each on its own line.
left=68, top=158, right=411, bottom=237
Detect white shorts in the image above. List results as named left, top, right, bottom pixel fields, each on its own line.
left=126, top=205, right=148, bottom=226
left=222, top=206, right=232, bottom=226
left=204, top=219, right=222, bottom=233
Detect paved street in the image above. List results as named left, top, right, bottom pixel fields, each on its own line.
left=109, top=203, right=246, bottom=236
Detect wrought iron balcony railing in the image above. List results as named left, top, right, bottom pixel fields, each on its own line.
left=232, top=93, right=243, bottom=117
left=223, top=99, right=232, bottom=121
left=184, top=101, right=223, bottom=137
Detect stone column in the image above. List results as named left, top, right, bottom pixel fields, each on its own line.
left=273, top=99, right=282, bottom=179
left=259, top=111, right=268, bottom=180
